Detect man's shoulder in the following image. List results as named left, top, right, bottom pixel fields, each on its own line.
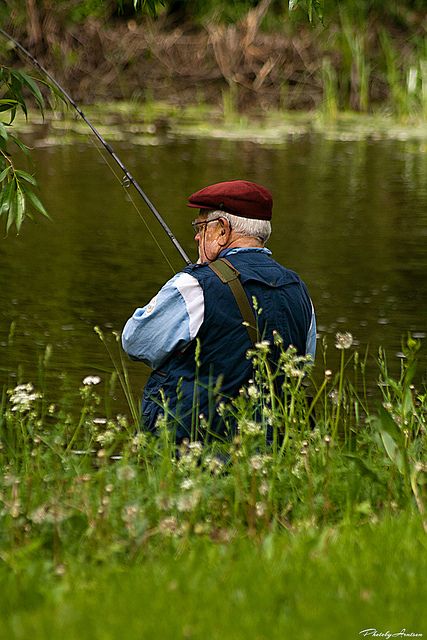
left=182, top=263, right=221, bottom=291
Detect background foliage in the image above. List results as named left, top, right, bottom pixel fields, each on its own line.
left=1, top=0, right=426, bottom=230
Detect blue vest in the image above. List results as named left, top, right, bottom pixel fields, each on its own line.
left=141, top=251, right=312, bottom=441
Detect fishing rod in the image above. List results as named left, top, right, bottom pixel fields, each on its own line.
left=0, top=27, right=192, bottom=266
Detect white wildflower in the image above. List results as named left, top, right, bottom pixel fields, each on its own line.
left=205, top=456, right=225, bottom=475
left=262, top=406, right=274, bottom=426
left=249, top=454, right=271, bottom=471
left=217, top=402, right=226, bottom=416
left=29, top=503, right=67, bottom=523
left=116, top=465, right=136, bottom=482
left=283, top=363, right=305, bottom=378
left=82, top=375, right=101, bottom=386
left=8, top=383, right=41, bottom=413
left=329, top=389, right=339, bottom=404
left=240, top=420, right=263, bottom=436
left=55, top=564, right=66, bottom=577
left=30, top=505, right=49, bottom=524
left=180, top=478, right=194, bottom=491
left=254, top=340, right=271, bottom=351
left=247, top=385, right=260, bottom=399
left=272, top=330, right=283, bottom=345
left=121, top=504, right=140, bottom=524
left=335, top=332, right=353, bottom=350
left=10, top=501, right=21, bottom=518
left=96, top=430, right=115, bottom=446
left=117, top=414, right=128, bottom=429
left=255, top=501, right=266, bottom=518
left=132, top=433, right=147, bottom=451
left=159, top=516, right=179, bottom=536
left=188, top=441, right=203, bottom=456
left=3, top=474, right=19, bottom=487
left=176, top=489, right=201, bottom=512
left=259, top=480, right=269, bottom=496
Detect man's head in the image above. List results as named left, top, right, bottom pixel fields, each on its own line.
left=187, top=180, right=273, bottom=263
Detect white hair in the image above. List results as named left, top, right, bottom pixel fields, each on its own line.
left=206, top=210, right=271, bottom=243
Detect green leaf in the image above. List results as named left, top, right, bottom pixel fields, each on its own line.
left=373, top=406, right=410, bottom=477
left=403, top=360, right=417, bottom=388
left=402, top=386, right=414, bottom=416
left=379, top=430, right=404, bottom=473
left=2, top=104, right=17, bottom=124
left=0, top=99, right=19, bottom=106
left=15, top=187, right=25, bottom=232
left=9, top=77, right=27, bottom=119
left=10, top=134, right=30, bottom=154
left=0, top=122, right=8, bottom=142
left=377, top=405, right=404, bottom=445
left=0, top=165, right=11, bottom=182
left=15, top=169, right=36, bottom=185
left=343, top=453, right=384, bottom=484
left=26, top=190, right=50, bottom=218
left=16, top=71, right=45, bottom=116
left=6, top=188, right=16, bottom=233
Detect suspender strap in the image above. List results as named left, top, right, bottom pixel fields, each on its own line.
left=208, top=258, right=257, bottom=346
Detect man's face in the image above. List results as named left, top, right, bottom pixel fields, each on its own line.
left=192, top=212, right=224, bottom=263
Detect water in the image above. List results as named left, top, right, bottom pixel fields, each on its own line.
left=1, top=129, right=426, bottom=407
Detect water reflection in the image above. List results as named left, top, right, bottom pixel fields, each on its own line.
left=0, top=133, right=426, bottom=407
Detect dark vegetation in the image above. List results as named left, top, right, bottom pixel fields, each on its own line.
left=1, top=0, right=426, bottom=114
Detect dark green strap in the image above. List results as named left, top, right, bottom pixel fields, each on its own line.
left=208, top=258, right=257, bottom=346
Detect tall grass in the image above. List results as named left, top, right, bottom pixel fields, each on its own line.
left=0, top=332, right=426, bottom=564
left=0, top=330, right=426, bottom=635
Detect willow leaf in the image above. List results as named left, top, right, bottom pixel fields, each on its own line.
left=16, top=71, right=45, bottom=116
left=6, top=189, right=16, bottom=233
left=0, top=122, right=8, bottom=142
left=26, top=190, right=49, bottom=218
left=15, top=169, right=36, bottom=185
left=10, top=134, right=30, bottom=154
left=16, top=187, right=25, bottom=232
left=0, top=165, right=11, bottom=182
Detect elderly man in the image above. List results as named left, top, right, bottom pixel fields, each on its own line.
left=122, top=180, right=316, bottom=442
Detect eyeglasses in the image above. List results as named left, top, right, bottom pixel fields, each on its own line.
left=191, top=217, right=224, bottom=234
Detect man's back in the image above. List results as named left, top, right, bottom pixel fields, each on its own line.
left=140, top=247, right=314, bottom=441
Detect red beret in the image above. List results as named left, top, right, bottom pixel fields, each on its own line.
left=187, top=180, right=273, bottom=220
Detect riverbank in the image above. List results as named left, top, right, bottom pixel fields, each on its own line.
left=14, top=102, right=427, bottom=149
left=1, top=4, right=427, bottom=120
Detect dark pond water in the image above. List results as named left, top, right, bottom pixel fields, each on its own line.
left=1, top=130, right=426, bottom=410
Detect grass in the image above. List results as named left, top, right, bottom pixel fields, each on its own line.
left=0, top=331, right=426, bottom=637
left=1, top=514, right=426, bottom=640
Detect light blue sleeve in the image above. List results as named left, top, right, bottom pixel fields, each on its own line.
left=121, top=272, right=204, bottom=370
left=306, top=302, right=317, bottom=361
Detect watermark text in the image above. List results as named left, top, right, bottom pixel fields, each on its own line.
left=360, top=630, right=423, bottom=639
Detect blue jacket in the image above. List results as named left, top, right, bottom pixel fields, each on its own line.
left=140, top=250, right=314, bottom=441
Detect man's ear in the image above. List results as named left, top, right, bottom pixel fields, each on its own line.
left=220, top=218, right=230, bottom=234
